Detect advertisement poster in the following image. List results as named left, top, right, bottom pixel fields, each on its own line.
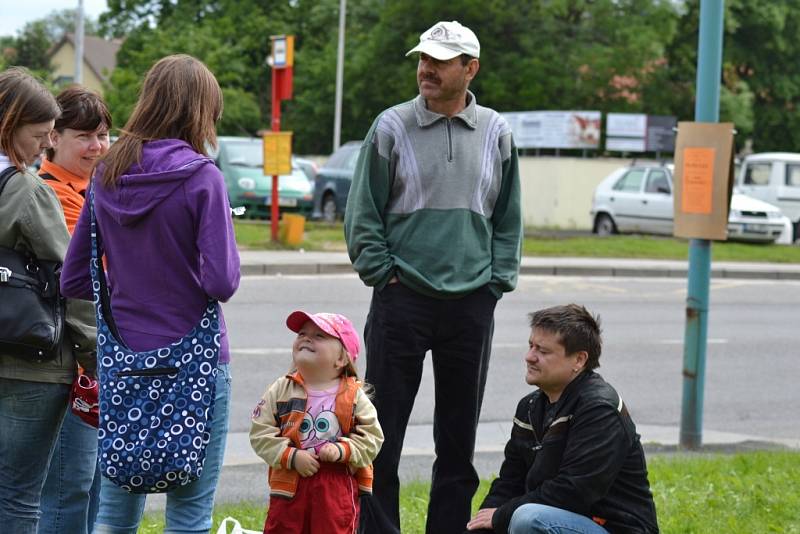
left=605, top=113, right=676, bottom=153
left=502, top=111, right=602, bottom=149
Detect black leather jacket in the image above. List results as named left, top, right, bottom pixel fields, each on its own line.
left=479, top=371, right=659, bottom=534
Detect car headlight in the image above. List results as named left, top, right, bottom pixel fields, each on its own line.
left=238, top=177, right=256, bottom=190
left=729, top=209, right=741, bottom=218
left=767, top=211, right=782, bottom=220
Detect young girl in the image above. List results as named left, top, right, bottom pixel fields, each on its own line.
left=250, top=311, right=384, bottom=534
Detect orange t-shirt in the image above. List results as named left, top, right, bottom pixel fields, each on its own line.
left=39, top=158, right=89, bottom=234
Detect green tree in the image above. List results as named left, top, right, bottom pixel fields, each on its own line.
left=725, top=0, right=800, bottom=152
left=2, top=9, right=101, bottom=80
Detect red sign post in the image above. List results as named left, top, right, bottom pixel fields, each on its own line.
left=268, top=35, right=294, bottom=241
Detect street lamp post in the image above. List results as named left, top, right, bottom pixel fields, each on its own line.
left=74, top=0, right=84, bottom=83
left=332, top=0, right=346, bottom=151
left=679, top=0, right=725, bottom=450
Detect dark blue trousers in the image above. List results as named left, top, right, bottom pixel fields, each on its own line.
left=359, top=283, right=497, bottom=534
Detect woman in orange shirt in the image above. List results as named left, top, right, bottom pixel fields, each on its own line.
left=38, top=85, right=111, bottom=534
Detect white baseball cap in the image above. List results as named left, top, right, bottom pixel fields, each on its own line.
left=405, top=21, right=480, bottom=60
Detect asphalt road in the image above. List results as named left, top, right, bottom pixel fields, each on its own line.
left=222, top=273, right=800, bottom=442
left=143, top=272, right=800, bottom=511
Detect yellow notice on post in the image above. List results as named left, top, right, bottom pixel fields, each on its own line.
left=263, top=132, right=292, bottom=176
left=681, top=147, right=715, bottom=214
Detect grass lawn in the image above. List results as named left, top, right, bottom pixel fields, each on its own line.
left=235, top=220, right=800, bottom=263
left=139, top=450, right=800, bottom=533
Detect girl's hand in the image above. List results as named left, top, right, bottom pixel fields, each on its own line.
left=318, top=443, right=343, bottom=463
left=294, top=449, right=320, bottom=477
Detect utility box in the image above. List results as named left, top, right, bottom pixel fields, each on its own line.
left=280, top=213, right=305, bottom=246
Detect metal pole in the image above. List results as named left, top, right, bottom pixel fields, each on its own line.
left=332, top=0, right=346, bottom=151
left=74, top=0, right=84, bottom=84
left=271, top=67, right=280, bottom=241
left=679, top=0, right=724, bottom=450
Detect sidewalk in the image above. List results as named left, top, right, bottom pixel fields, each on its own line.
left=239, top=250, right=800, bottom=280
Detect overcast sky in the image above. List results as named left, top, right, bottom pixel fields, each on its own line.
left=0, top=0, right=108, bottom=37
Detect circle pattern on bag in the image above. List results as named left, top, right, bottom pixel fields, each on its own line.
left=89, top=186, right=221, bottom=494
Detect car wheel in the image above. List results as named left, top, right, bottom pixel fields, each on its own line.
left=322, top=193, right=337, bottom=223
left=595, top=214, right=617, bottom=236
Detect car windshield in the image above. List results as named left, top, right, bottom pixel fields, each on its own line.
left=226, top=142, right=266, bottom=168
left=613, top=169, right=645, bottom=192
left=324, top=145, right=359, bottom=170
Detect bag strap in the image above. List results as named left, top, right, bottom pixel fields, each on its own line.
left=88, top=183, right=124, bottom=343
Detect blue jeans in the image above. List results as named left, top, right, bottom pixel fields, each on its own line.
left=93, top=364, right=231, bottom=534
left=0, top=378, right=70, bottom=534
left=509, top=504, right=610, bottom=534
left=39, top=408, right=101, bottom=534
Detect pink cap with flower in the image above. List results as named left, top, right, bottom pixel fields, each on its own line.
left=286, top=311, right=361, bottom=361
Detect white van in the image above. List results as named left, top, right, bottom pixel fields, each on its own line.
left=736, top=152, right=800, bottom=240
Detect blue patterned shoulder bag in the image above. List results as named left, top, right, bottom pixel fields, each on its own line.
left=89, top=185, right=221, bottom=493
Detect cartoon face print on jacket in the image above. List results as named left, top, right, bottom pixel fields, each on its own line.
left=300, top=394, right=343, bottom=453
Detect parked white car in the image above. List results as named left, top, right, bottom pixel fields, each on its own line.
left=590, top=164, right=787, bottom=243
left=736, top=152, right=800, bottom=241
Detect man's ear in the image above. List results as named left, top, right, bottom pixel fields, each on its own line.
left=465, top=58, right=480, bottom=82
left=574, top=350, right=589, bottom=371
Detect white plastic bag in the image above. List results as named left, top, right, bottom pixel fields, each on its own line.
left=215, top=516, right=262, bottom=534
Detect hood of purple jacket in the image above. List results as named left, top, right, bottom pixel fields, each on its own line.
left=97, top=139, right=215, bottom=226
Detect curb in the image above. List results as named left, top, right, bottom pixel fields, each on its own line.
left=239, top=261, right=800, bottom=281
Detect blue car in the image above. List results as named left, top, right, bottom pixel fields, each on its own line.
left=311, top=141, right=361, bottom=222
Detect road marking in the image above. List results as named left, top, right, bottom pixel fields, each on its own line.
left=657, top=338, right=728, bottom=344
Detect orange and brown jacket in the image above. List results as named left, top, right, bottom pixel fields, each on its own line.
left=249, top=371, right=383, bottom=499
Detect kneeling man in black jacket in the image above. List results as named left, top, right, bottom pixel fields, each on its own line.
left=466, top=304, right=659, bottom=534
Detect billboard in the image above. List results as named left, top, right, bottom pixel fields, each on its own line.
left=606, top=113, right=677, bottom=153
left=502, top=111, right=602, bottom=150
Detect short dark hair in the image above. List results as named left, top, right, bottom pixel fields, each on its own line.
left=46, top=85, right=112, bottom=160
left=459, top=54, right=477, bottom=66
left=529, top=304, right=602, bottom=370
left=0, top=67, right=60, bottom=169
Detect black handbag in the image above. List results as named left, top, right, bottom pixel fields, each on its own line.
left=0, top=166, right=65, bottom=361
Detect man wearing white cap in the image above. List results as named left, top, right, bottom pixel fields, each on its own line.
left=345, top=20, right=522, bottom=534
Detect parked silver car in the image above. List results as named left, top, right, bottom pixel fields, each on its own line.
left=590, top=164, right=787, bottom=243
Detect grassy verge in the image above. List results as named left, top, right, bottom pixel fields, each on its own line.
left=235, top=220, right=347, bottom=252
left=139, top=451, right=800, bottom=533
left=235, top=220, right=800, bottom=263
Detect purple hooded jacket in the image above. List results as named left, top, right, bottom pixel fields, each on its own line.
left=61, top=139, right=241, bottom=363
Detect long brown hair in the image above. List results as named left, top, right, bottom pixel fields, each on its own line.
left=46, top=85, right=112, bottom=161
left=0, top=67, right=60, bottom=170
left=101, top=54, right=222, bottom=186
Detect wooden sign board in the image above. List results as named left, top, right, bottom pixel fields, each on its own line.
left=672, top=122, right=735, bottom=240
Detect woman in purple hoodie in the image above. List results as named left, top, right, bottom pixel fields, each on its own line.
left=61, top=55, right=240, bottom=533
